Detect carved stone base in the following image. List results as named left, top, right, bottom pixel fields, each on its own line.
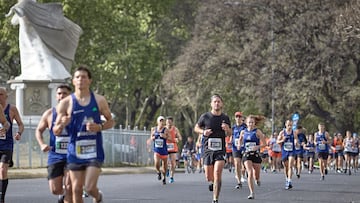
left=8, top=79, right=68, bottom=125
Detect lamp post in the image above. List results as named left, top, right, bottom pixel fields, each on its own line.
left=224, top=1, right=275, bottom=133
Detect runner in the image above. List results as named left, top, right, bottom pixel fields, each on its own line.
left=194, top=94, right=231, bottom=203
left=295, top=126, right=307, bottom=179
left=304, top=134, right=315, bottom=173
left=332, top=132, right=344, bottom=173
left=53, top=66, right=115, bottom=203
left=277, top=120, right=298, bottom=190
left=225, top=135, right=233, bottom=173
left=352, top=133, right=359, bottom=173
left=314, top=123, right=330, bottom=180
left=343, top=130, right=354, bottom=175
left=151, top=116, right=171, bottom=185
left=230, top=111, right=246, bottom=189
left=196, top=133, right=204, bottom=173
left=35, top=84, right=72, bottom=203
left=260, top=134, right=270, bottom=173
left=165, top=116, right=182, bottom=183
left=0, top=87, right=24, bottom=203
left=238, top=115, right=266, bottom=199
left=268, top=131, right=282, bottom=173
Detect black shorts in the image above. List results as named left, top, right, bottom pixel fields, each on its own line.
left=242, top=151, right=262, bottom=164
left=232, top=151, right=243, bottom=159
left=203, top=152, right=225, bottom=166
left=317, top=152, right=329, bottom=160
left=47, top=161, right=67, bottom=180
left=225, top=152, right=233, bottom=159
left=0, top=150, right=12, bottom=164
left=67, top=160, right=102, bottom=171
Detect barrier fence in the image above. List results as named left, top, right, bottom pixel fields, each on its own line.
left=12, top=124, right=151, bottom=168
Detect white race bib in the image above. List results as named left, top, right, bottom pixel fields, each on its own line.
left=283, top=142, right=293, bottom=151
left=245, top=142, right=257, bottom=152
left=272, top=143, right=281, bottom=152
left=234, top=138, right=239, bottom=147
left=55, top=136, right=70, bottom=154
left=167, top=143, right=175, bottom=151
left=155, top=138, right=164, bottom=148
left=76, top=139, right=97, bottom=159
left=318, top=143, right=326, bottom=150
left=208, top=138, right=222, bottom=151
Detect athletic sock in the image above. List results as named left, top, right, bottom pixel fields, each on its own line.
left=0, top=179, right=8, bottom=202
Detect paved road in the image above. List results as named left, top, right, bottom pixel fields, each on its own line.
left=6, top=168, right=360, bottom=203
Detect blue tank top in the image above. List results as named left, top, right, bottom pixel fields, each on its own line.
left=282, top=130, right=295, bottom=153
left=0, top=104, right=13, bottom=150
left=315, top=132, right=328, bottom=153
left=153, top=127, right=168, bottom=156
left=232, top=124, right=246, bottom=152
left=67, top=92, right=104, bottom=164
left=306, top=142, right=315, bottom=154
left=47, top=108, right=69, bottom=165
left=243, top=128, right=259, bottom=152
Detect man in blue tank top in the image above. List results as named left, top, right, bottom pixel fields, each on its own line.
left=53, top=66, right=115, bottom=203
left=194, top=94, right=231, bottom=203
left=0, top=87, right=24, bottom=203
left=35, top=84, right=71, bottom=203
left=277, top=120, right=298, bottom=190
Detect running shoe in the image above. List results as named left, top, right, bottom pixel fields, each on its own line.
left=162, top=178, right=166, bottom=185
left=297, top=173, right=300, bottom=179
left=336, top=169, right=342, bottom=174
left=169, top=177, right=174, bottom=183
left=235, top=183, right=242, bottom=189
left=240, top=177, right=247, bottom=183
left=82, top=190, right=89, bottom=198
left=285, top=181, right=289, bottom=190
left=212, top=200, right=218, bottom=203
left=58, top=195, right=64, bottom=203
left=321, top=175, right=325, bottom=181
left=166, top=169, right=170, bottom=177
left=255, top=180, right=261, bottom=187
left=247, top=193, right=255, bottom=199
left=157, top=172, right=161, bottom=180
left=96, top=191, right=103, bottom=203
left=288, top=182, right=293, bottom=189
left=208, top=183, right=214, bottom=191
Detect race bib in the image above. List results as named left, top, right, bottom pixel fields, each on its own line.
left=234, top=138, right=239, bottom=147
left=318, top=143, right=326, bottom=150
left=272, top=143, right=281, bottom=152
left=55, top=136, right=70, bottom=154
left=283, top=142, right=293, bottom=151
left=76, top=139, right=97, bottom=159
left=245, top=142, right=257, bottom=152
left=208, top=138, right=222, bottom=151
left=154, top=138, right=164, bottom=148
left=167, top=143, right=175, bottom=151
left=335, top=145, right=341, bottom=151
left=0, top=134, right=6, bottom=140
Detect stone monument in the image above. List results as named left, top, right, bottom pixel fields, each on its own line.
left=6, top=0, right=82, bottom=124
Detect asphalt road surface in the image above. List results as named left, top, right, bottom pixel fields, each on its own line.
left=6, top=168, right=360, bottom=203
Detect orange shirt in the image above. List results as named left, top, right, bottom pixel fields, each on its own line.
left=166, top=126, right=179, bottom=152
left=225, top=136, right=232, bottom=153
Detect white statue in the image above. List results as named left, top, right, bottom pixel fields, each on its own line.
left=6, top=0, right=83, bottom=80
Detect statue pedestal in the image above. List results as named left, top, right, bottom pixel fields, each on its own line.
left=8, top=79, right=68, bottom=125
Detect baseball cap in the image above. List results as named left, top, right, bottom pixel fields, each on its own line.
left=157, top=116, right=165, bottom=122
left=235, top=112, right=243, bottom=117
